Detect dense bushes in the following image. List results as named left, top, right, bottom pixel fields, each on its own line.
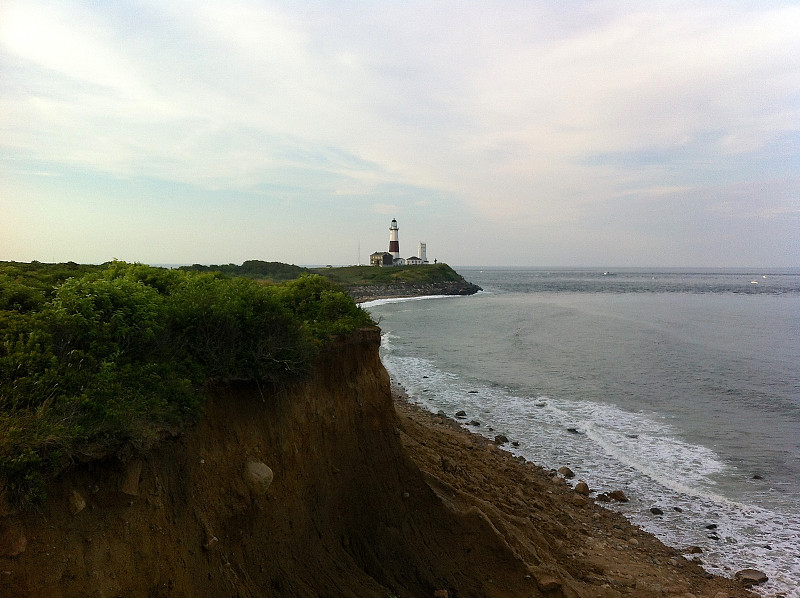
left=177, top=259, right=308, bottom=282
left=0, top=262, right=373, bottom=507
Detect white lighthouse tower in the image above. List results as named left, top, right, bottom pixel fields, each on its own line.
left=388, top=218, right=400, bottom=260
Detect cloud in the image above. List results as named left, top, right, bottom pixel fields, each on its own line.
left=371, top=203, right=399, bottom=216
left=1, top=0, right=797, bottom=265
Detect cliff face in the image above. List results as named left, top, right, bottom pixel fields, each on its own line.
left=0, top=328, right=526, bottom=598
left=0, top=328, right=754, bottom=598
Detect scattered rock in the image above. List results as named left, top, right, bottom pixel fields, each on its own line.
left=596, top=492, right=611, bottom=502
left=735, top=568, right=768, bottom=586
left=705, top=523, right=717, bottom=530
left=536, top=575, right=562, bottom=593
left=650, top=507, right=664, bottom=515
left=626, top=434, right=639, bottom=438
left=608, top=490, right=628, bottom=502
left=571, top=495, right=588, bottom=507
left=68, top=490, right=86, bottom=515
left=203, top=534, right=219, bottom=551
left=436, top=410, right=447, bottom=418
left=244, top=461, right=274, bottom=495
left=684, top=546, right=703, bottom=554
left=511, top=441, right=520, bottom=447
left=441, top=456, right=459, bottom=474
left=468, top=390, right=479, bottom=394
left=557, top=466, right=575, bottom=479
left=455, top=410, right=467, bottom=418
left=566, top=427, right=580, bottom=434
left=535, top=401, right=547, bottom=407
left=119, top=458, right=143, bottom=496
left=574, top=481, right=590, bottom=496
left=673, top=506, right=683, bottom=512
left=751, top=474, right=763, bottom=480
left=0, top=523, right=26, bottom=557
left=494, top=434, right=509, bottom=445
left=468, top=420, right=481, bottom=426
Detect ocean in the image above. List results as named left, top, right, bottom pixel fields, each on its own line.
left=363, top=268, right=800, bottom=597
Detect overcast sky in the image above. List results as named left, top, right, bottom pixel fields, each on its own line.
left=1, top=1, right=798, bottom=267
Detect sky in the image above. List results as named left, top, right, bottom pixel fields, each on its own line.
left=1, top=1, right=798, bottom=267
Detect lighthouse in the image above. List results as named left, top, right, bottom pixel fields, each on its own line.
left=388, top=218, right=400, bottom=259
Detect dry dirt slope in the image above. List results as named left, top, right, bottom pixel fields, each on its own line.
left=0, top=328, right=753, bottom=597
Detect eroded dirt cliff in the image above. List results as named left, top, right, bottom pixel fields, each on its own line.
left=0, top=328, right=753, bottom=597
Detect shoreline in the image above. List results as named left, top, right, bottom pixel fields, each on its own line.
left=390, top=380, right=762, bottom=597
left=346, top=280, right=482, bottom=304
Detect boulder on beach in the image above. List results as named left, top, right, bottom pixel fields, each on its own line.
left=494, top=434, right=509, bottom=445
left=574, top=481, right=590, bottom=496
left=557, top=466, right=575, bottom=479
left=608, top=490, right=628, bottom=502
left=650, top=507, right=664, bottom=515
left=735, top=568, right=768, bottom=586
left=571, top=494, right=588, bottom=506
left=455, top=410, right=467, bottom=418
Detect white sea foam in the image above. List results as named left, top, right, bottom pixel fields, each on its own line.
left=380, top=333, right=800, bottom=597
left=359, top=295, right=455, bottom=308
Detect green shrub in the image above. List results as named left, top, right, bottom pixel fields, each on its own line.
left=1, top=261, right=374, bottom=508
left=277, top=274, right=374, bottom=341
left=167, top=274, right=314, bottom=382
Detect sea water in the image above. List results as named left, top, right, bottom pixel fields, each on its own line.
left=364, top=268, right=800, bottom=597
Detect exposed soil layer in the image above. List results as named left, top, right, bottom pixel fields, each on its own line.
left=0, top=328, right=753, bottom=597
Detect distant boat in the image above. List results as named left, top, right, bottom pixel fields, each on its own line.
left=602, top=271, right=614, bottom=276
left=750, top=280, right=759, bottom=284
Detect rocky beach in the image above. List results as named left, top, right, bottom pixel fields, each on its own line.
left=390, top=382, right=763, bottom=598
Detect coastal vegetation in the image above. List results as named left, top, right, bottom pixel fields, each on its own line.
left=0, top=261, right=373, bottom=508
left=309, top=263, right=466, bottom=286
left=176, top=260, right=469, bottom=288
left=177, top=260, right=306, bottom=282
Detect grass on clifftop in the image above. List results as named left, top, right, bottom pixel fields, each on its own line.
left=0, top=261, right=373, bottom=508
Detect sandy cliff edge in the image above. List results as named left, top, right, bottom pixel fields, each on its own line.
left=0, top=328, right=754, bottom=597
